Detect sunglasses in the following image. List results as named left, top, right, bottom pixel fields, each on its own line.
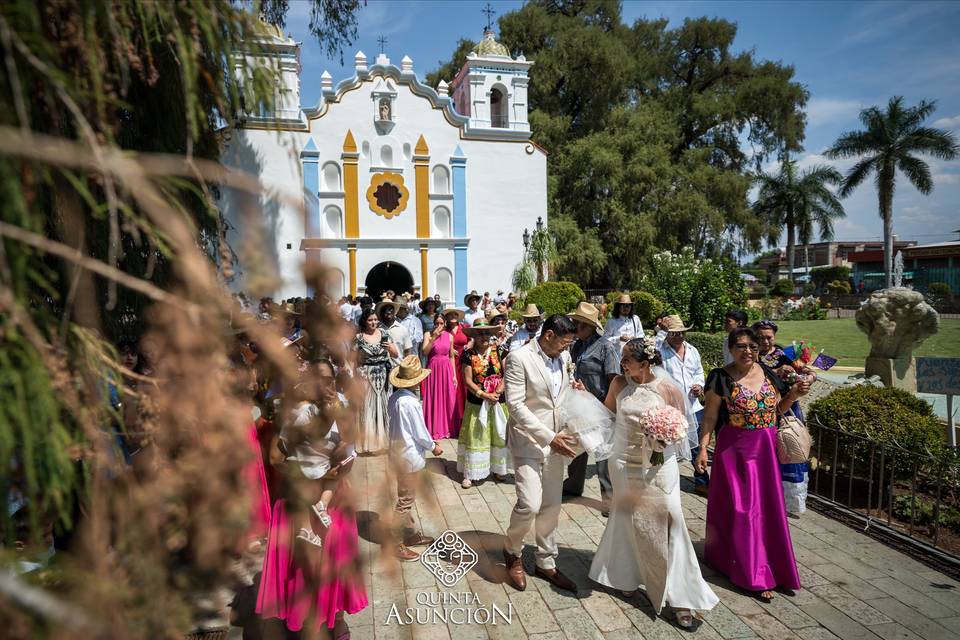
left=733, top=343, right=759, bottom=352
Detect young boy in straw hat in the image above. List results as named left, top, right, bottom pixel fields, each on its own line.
left=387, top=355, right=444, bottom=560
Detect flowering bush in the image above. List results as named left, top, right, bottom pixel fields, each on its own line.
left=637, top=404, right=689, bottom=465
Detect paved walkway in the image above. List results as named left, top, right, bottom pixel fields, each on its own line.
left=242, top=441, right=960, bottom=640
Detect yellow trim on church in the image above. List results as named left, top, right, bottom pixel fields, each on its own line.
left=348, top=245, right=357, bottom=297
left=366, top=172, right=410, bottom=219
left=342, top=130, right=359, bottom=238
left=414, top=134, right=430, bottom=239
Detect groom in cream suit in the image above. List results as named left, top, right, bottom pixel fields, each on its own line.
left=502, top=314, right=580, bottom=592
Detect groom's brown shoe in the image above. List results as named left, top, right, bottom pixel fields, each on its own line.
left=503, top=550, right=527, bottom=591
left=534, top=566, right=577, bottom=592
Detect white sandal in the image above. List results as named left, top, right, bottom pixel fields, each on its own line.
left=312, top=500, right=332, bottom=527
left=461, top=478, right=472, bottom=489
left=296, top=528, right=324, bottom=548
left=675, top=609, right=694, bottom=628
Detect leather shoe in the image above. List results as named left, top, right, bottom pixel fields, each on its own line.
left=694, top=484, right=709, bottom=498
left=534, top=566, right=577, bottom=592
left=502, top=549, right=527, bottom=591
left=395, top=544, right=419, bottom=562
left=404, top=532, right=435, bottom=547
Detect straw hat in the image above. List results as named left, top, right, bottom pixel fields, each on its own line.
left=389, top=355, right=432, bottom=388
left=662, top=314, right=693, bottom=332
left=463, top=318, right=501, bottom=338
left=419, top=298, right=438, bottom=312
left=567, top=301, right=603, bottom=333
left=463, top=290, right=481, bottom=306
left=521, top=303, right=543, bottom=319
left=375, top=300, right=402, bottom=316
left=279, top=301, right=302, bottom=316
left=485, top=308, right=508, bottom=323
left=615, top=293, right=633, bottom=305
left=441, top=304, right=465, bottom=321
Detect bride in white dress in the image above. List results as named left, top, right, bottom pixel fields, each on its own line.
left=589, top=337, right=718, bottom=628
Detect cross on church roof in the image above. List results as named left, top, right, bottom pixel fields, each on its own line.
left=482, top=3, right=496, bottom=31
left=377, top=34, right=388, bottom=54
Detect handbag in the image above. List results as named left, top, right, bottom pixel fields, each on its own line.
left=777, top=408, right=812, bottom=464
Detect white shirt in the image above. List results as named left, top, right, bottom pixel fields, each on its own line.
left=533, top=339, right=564, bottom=399
left=400, top=314, right=423, bottom=346
left=464, top=308, right=485, bottom=327
left=659, top=341, right=706, bottom=413
left=350, top=304, right=362, bottom=325
left=654, top=329, right=667, bottom=351
left=509, top=326, right=541, bottom=351
left=387, top=389, right=435, bottom=474
left=383, top=320, right=412, bottom=360
left=338, top=302, right=354, bottom=323
left=603, top=315, right=643, bottom=354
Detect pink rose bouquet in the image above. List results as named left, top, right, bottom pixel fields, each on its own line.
left=482, top=374, right=503, bottom=396
left=638, top=404, right=689, bottom=465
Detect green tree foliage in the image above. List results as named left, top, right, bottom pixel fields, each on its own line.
left=641, top=248, right=745, bottom=332
left=524, top=281, right=585, bottom=316
left=686, top=331, right=725, bottom=372
left=770, top=279, right=795, bottom=297
left=826, top=97, right=959, bottom=288
left=604, top=290, right=667, bottom=326
left=810, top=266, right=851, bottom=289
left=752, top=159, right=846, bottom=278
left=430, top=2, right=807, bottom=288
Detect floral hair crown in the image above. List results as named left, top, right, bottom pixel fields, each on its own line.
left=625, top=336, right=658, bottom=361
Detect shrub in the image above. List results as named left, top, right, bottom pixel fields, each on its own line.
left=811, top=266, right=851, bottom=288
left=809, top=386, right=945, bottom=459
left=892, top=496, right=960, bottom=533
left=803, top=282, right=816, bottom=296
left=770, top=279, right=795, bottom=297
left=687, top=332, right=725, bottom=372
left=780, top=299, right=828, bottom=320
left=605, top=290, right=668, bottom=326
left=929, top=282, right=952, bottom=295
left=524, top=281, right=585, bottom=317
left=826, top=279, right=851, bottom=295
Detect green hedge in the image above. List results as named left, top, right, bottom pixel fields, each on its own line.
left=687, top=332, right=725, bottom=372
left=524, top=281, right=585, bottom=317
left=770, top=279, right=795, bottom=296
left=808, top=386, right=945, bottom=458
left=810, top=266, right=851, bottom=287
left=929, top=282, right=952, bottom=295
left=604, top=290, right=668, bottom=327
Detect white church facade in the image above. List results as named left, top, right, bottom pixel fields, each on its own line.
left=220, top=25, right=547, bottom=303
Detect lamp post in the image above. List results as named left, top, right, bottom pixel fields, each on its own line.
left=522, top=227, right=530, bottom=257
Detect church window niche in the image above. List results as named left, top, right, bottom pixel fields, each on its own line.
left=490, top=87, right=508, bottom=128
left=322, top=205, right=343, bottom=238
left=433, top=206, right=451, bottom=238
left=321, top=162, right=341, bottom=192
left=432, top=165, right=450, bottom=194
left=379, top=144, right=394, bottom=167
left=435, top=268, right=453, bottom=302
left=371, top=77, right=397, bottom=134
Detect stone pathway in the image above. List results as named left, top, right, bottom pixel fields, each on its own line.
left=242, top=442, right=960, bottom=640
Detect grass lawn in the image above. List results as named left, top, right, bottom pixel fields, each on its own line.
left=774, top=318, right=960, bottom=368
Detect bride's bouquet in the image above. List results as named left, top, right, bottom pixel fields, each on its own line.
left=635, top=404, right=689, bottom=466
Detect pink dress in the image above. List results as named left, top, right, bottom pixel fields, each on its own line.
left=421, top=331, right=457, bottom=439
left=245, top=423, right=272, bottom=541
left=256, top=483, right=368, bottom=632
left=451, top=327, right=470, bottom=438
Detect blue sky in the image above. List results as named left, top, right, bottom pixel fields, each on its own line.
left=284, top=0, right=960, bottom=249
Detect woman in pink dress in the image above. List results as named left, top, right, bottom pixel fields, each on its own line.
left=695, top=328, right=809, bottom=602
left=447, top=309, right=471, bottom=439
left=421, top=313, right=457, bottom=439
left=257, top=360, right=368, bottom=638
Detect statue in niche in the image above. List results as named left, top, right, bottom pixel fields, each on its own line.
left=378, top=98, right=392, bottom=121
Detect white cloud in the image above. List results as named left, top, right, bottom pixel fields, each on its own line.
left=805, top=98, right=864, bottom=129
left=933, top=173, right=960, bottom=185
left=933, top=114, right=960, bottom=130
left=844, top=2, right=950, bottom=45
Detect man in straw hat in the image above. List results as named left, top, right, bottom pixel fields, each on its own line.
left=507, top=303, right=544, bottom=351
left=502, top=314, right=579, bottom=593
left=562, top=302, right=619, bottom=511
left=377, top=300, right=412, bottom=365
left=387, top=355, right=444, bottom=560
left=658, top=314, right=708, bottom=495
left=463, top=290, right=484, bottom=327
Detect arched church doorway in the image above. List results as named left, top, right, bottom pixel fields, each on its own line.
left=364, top=261, right=414, bottom=301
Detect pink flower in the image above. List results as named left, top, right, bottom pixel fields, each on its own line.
left=483, top=374, right=503, bottom=395
left=637, top=405, right=688, bottom=449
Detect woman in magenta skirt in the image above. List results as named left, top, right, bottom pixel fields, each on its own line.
left=420, top=312, right=457, bottom=439
left=257, top=360, right=367, bottom=638
left=695, top=327, right=810, bottom=601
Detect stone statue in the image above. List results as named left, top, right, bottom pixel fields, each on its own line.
left=378, top=98, right=391, bottom=121
left=856, top=287, right=939, bottom=390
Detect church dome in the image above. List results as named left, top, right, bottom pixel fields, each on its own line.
left=472, top=29, right=510, bottom=58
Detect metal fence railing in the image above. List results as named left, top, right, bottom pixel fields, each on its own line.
left=807, top=418, right=960, bottom=578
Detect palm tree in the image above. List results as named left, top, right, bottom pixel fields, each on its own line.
left=753, top=159, right=846, bottom=281
left=826, top=97, right=958, bottom=288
